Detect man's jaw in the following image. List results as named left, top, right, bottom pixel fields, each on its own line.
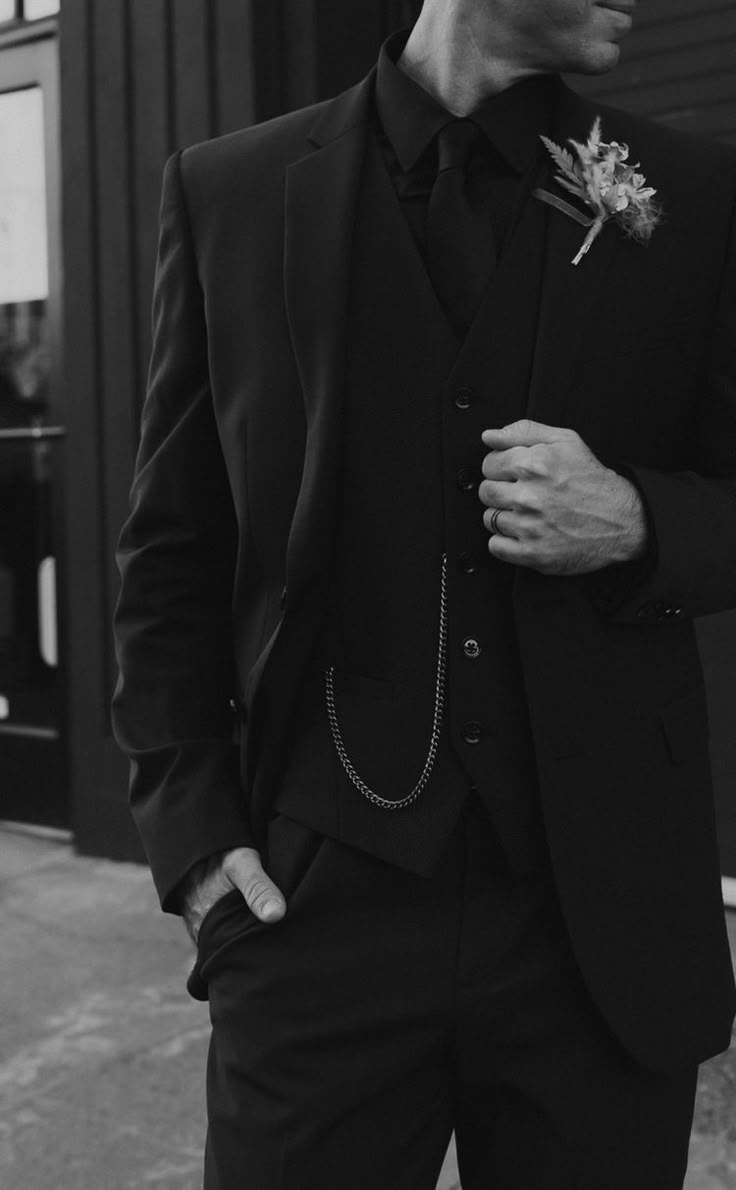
left=595, top=0, right=636, bottom=16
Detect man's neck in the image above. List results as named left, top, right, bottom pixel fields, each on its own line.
left=398, top=7, right=542, bottom=116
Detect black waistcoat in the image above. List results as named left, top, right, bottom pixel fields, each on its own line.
left=274, top=133, right=550, bottom=876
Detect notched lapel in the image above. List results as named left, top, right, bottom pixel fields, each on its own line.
left=246, top=75, right=375, bottom=781
left=283, top=73, right=373, bottom=596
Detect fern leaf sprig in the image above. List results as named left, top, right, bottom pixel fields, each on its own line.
left=539, top=135, right=581, bottom=187
left=536, top=117, right=662, bottom=265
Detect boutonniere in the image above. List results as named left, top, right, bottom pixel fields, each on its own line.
left=533, top=117, right=662, bottom=266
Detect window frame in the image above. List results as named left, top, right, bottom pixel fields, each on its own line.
left=0, top=0, right=60, bottom=28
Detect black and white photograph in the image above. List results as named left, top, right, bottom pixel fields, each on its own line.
left=2, top=1, right=736, bottom=1187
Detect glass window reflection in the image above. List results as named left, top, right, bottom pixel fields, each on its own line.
left=24, top=0, right=60, bottom=18
left=0, top=86, right=50, bottom=424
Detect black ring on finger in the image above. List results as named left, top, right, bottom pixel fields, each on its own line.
left=489, top=508, right=504, bottom=536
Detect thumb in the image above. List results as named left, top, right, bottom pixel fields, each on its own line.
left=223, top=846, right=287, bottom=924
left=482, top=419, right=570, bottom=449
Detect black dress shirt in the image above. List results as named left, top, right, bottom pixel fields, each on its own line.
left=374, top=30, right=558, bottom=261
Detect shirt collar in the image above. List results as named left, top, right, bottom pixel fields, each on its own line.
left=375, top=29, right=558, bottom=175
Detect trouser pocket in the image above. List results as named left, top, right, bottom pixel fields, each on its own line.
left=186, top=813, right=324, bottom=1001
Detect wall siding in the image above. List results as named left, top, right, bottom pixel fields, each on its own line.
left=576, top=2, right=736, bottom=143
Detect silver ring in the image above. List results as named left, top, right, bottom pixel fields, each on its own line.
left=489, top=508, right=503, bottom=536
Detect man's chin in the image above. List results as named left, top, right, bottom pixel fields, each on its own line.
left=568, top=40, right=621, bottom=77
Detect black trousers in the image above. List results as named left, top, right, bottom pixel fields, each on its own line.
left=189, top=798, right=698, bottom=1189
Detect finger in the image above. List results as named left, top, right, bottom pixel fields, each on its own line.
left=487, top=532, right=537, bottom=566
left=481, top=449, right=521, bottom=482
left=482, top=419, right=572, bottom=450
left=478, top=478, right=518, bottom=508
left=223, top=847, right=287, bottom=923
left=483, top=507, right=523, bottom=538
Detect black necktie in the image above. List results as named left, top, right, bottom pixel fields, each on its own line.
left=426, top=119, right=497, bottom=338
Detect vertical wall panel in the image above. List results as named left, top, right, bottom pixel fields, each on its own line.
left=171, top=1, right=213, bottom=148
left=248, top=2, right=285, bottom=123
left=277, top=0, right=421, bottom=114
left=60, top=0, right=141, bottom=858
left=311, top=0, right=383, bottom=99
left=280, top=0, right=318, bottom=112
left=576, top=3, right=736, bottom=143
left=129, top=0, right=171, bottom=420
left=213, top=0, right=258, bottom=132
left=58, top=0, right=296, bottom=860
left=59, top=0, right=106, bottom=841
left=94, top=0, right=138, bottom=735
left=212, top=1, right=284, bottom=130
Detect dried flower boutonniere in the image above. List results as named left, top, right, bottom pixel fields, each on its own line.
left=534, top=117, right=662, bottom=265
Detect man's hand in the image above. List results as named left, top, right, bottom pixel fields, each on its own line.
left=180, top=846, right=286, bottom=945
left=478, top=419, right=647, bottom=576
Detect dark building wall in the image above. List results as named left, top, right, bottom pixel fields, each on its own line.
left=60, top=0, right=286, bottom=860
left=577, top=0, right=736, bottom=144
left=58, top=0, right=736, bottom=865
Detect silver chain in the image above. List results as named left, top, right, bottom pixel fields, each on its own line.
left=324, top=554, right=448, bottom=810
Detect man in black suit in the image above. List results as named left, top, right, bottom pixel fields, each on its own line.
left=112, top=0, right=736, bottom=1185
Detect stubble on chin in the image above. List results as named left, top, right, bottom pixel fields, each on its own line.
left=571, top=36, right=621, bottom=75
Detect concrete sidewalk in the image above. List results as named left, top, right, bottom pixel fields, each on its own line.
left=1, top=825, right=735, bottom=1190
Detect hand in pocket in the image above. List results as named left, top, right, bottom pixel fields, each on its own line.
left=180, top=846, right=287, bottom=945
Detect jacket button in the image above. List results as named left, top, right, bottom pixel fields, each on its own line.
left=456, top=467, right=475, bottom=492
left=462, top=720, right=482, bottom=745
left=463, top=637, right=481, bottom=659
left=458, top=553, right=477, bottom=574
left=453, top=387, right=475, bottom=411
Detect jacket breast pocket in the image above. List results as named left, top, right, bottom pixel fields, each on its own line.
left=581, top=319, right=697, bottom=362
left=659, top=686, right=710, bottom=765
left=329, top=670, right=395, bottom=702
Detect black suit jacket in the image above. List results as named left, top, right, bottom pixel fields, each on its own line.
left=112, top=70, right=736, bottom=1071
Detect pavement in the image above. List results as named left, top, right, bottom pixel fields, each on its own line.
left=1, top=824, right=736, bottom=1190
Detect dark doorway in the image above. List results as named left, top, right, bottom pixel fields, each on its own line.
left=0, top=31, right=68, bottom=828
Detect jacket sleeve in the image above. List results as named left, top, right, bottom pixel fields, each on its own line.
left=111, top=150, right=254, bottom=914
left=586, top=192, right=736, bottom=626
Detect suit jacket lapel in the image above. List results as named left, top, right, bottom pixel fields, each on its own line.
left=283, top=71, right=375, bottom=599
left=245, top=74, right=375, bottom=782
left=526, top=80, right=618, bottom=428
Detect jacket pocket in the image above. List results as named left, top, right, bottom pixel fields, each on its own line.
left=581, top=319, right=696, bottom=361
left=329, top=669, right=395, bottom=701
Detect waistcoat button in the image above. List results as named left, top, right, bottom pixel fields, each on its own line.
left=462, top=721, right=482, bottom=744
left=458, top=553, right=476, bottom=574
left=456, top=467, right=475, bottom=492
left=463, top=637, right=481, bottom=659
left=453, top=387, right=475, bottom=411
